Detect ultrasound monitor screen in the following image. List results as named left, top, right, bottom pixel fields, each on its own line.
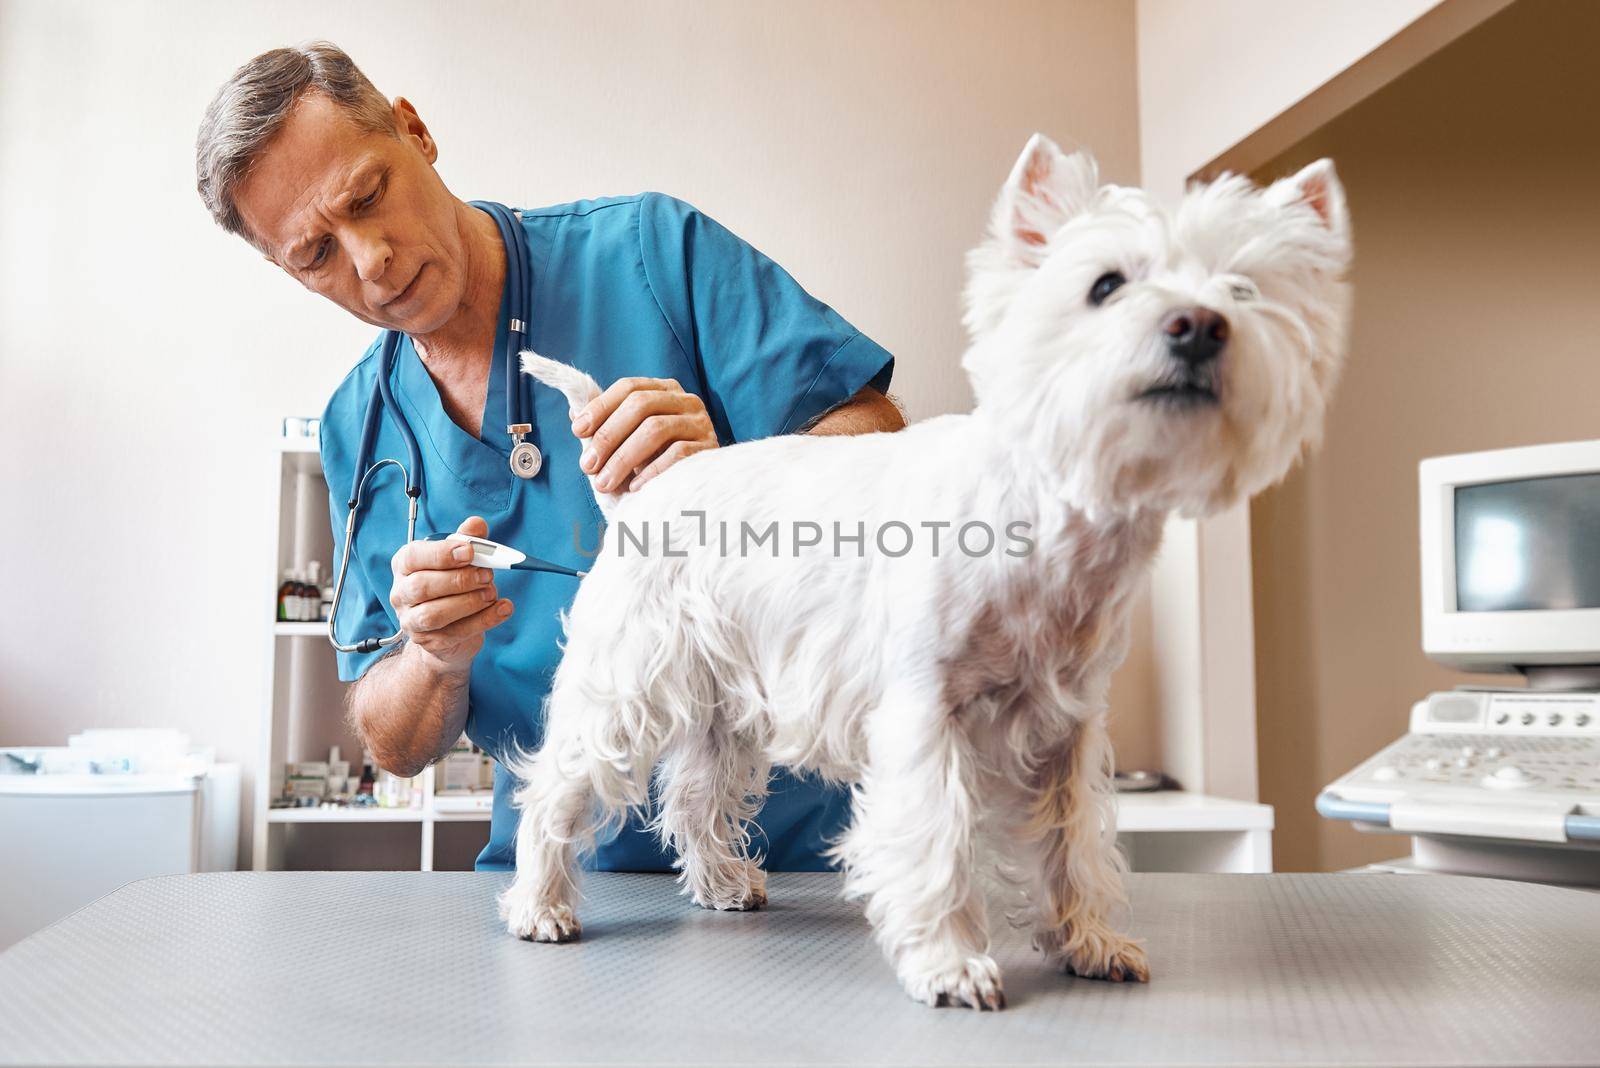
left=1455, top=473, right=1600, bottom=612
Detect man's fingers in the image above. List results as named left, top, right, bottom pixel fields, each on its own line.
left=581, top=388, right=693, bottom=473
left=402, top=585, right=500, bottom=633
left=393, top=536, right=475, bottom=578
left=390, top=567, right=493, bottom=611
left=389, top=516, right=489, bottom=579
left=594, top=412, right=703, bottom=492
left=385, top=515, right=506, bottom=658
left=628, top=438, right=715, bottom=491
left=572, top=377, right=680, bottom=438
left=422, top=597, right=514, bottom=645
left=569, top=377, right=716, bottom=492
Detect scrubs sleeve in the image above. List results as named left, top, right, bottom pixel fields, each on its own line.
left=318, top=398, right=393, bottom=683
left=637, top=193, right=894, bottom=443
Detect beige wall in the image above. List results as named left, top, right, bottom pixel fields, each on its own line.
left=1134, top=0, right=1516, bottom=805
left=1137, top=0, right=1472, bottom=195
left=1251, top=0, right=1600, bottom=872
left=0, top=1, right=1142, bottom=862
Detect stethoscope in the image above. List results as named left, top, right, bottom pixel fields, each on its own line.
left=328, top=201, right=583, bottom=656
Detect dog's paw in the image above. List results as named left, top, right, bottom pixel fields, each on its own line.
left=1052, top=932, right=1150, bottom=983
left=689, top=863, right=767, bottom=912
left=692, top=881, right=768, bottom=912
left=502, top=896, right=582, bottom=943
left=900, top=954, right=1007, bottom=1011
left=728, top=880, right=768, bottom=911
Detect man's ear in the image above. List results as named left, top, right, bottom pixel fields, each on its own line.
left=392, top=97, right=438, bottom=164
left=1267, top=158, right=1349, bottom=242
left=987, top=133, right=1099, bottom=268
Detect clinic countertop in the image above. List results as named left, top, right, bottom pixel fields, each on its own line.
left=1, top=870, right=1598, bottom=1066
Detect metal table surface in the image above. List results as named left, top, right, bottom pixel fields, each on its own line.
left=1, top=871, right=1596, bottom=1067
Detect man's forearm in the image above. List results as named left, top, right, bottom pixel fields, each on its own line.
left=345, top=643, right=472, bottom=777
left=805, top=385, right=906, bottom=436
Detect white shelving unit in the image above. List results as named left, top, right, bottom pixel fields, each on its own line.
left=258, top=436, right=1272, bottom=875
left=255, top=437, right=492, bottom=873
left=1115, top=791, right=1273, bottom=873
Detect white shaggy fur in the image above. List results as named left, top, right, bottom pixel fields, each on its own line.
left=499, top=134, right=1351, bottom=1010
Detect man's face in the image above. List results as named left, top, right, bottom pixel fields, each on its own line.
left=235, top=93, right=470, bottom=335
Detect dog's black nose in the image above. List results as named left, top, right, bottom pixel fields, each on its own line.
left=1161, top=307, right=1230, bottom=365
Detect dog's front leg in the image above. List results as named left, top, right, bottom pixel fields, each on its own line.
left=1022, top=713, right=1149, bottom=982
left=838, top=694, right=1003, bottom=1010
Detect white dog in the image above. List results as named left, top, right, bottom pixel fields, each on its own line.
left=500, top=133, right=1350, bottom=1010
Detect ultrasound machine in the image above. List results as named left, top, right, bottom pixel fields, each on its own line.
left=1318, top=439, right=1600, bottom=886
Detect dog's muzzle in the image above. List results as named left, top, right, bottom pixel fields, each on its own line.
left=1137, top=306, right=1228, bottom=407
left=1162, top=306, right=1229, bottom=365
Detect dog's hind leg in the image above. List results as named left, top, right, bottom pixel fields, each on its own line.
left=1022, top=713, right=1149, bottom=982
left=837, top=690, right=1004, bottom=1010
left=497, top=737, right=594, bottom=943
left=499, top=673, right=662, bottom=942
left=655, top=726, right=770, bottom=911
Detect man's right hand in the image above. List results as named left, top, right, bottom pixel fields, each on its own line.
left=388, top=515, right=514, bottom=673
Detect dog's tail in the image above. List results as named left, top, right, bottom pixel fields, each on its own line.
left=520, top=351, right=621, bottom=517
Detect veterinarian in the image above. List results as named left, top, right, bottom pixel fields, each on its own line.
left=196, top=43, right=904, bottom=872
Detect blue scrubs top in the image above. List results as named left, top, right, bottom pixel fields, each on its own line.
left=320, top=193, right=893, bottom=872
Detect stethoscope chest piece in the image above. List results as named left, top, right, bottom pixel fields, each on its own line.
left=508, top=423, right=541, bottom=479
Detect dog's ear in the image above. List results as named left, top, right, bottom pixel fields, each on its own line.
left=989, top=133, right=1099, bottom=267
left=1266, top=158, right=1349, bottom=244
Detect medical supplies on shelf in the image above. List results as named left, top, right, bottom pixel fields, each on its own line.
left=274, top=746, right=422, bottom=810
left=274, top=736, right=499, bottom=816
left=436, top=737, right=496, bottom=794
left=281, top=416, right=321, bottom=440
left=276, top=562, right=335, bottom=622
left=4, top=729, right=219, bottom=781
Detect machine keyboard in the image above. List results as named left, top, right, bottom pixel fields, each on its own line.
left=1356, top=733, right=1600, bottom=793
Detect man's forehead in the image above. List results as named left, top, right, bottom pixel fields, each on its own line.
left=235, top=94, right=387, bottom=255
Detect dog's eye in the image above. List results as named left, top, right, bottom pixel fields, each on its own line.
left=1229, top=281, right=1257, bottom=302
left=1088, top=272, right=1126, bottom=307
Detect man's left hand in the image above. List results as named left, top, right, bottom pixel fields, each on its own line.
left=572, top=377, right=719, bottom=493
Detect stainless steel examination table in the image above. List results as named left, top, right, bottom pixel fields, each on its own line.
left=1, top=872, right=1596, bottom=1067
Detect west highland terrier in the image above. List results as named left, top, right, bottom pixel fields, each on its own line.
left=500, top=133, right=1351, bottom=1010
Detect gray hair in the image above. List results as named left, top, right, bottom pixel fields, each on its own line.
left=195, top=41, right=395, bottom=244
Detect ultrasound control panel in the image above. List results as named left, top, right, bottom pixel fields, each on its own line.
left=1319, top=690, right=1600, bottom=844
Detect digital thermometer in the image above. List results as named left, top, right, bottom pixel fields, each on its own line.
left=423, top=532, right=586, bottom=578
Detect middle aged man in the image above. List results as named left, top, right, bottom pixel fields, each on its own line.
left=196, top=43, right=905, bottom=872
